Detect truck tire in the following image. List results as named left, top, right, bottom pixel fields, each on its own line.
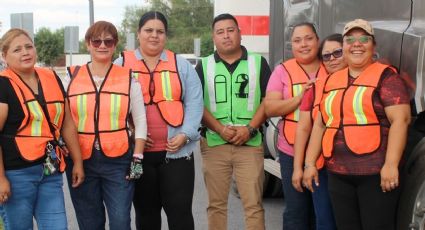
left=262, top=118, right=283, bottom=198
left=397, top=133, right=425, bottom=230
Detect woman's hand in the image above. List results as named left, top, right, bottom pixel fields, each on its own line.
left=71, top=161, right=85, bottom=188
left=0, top=175, right=11, bottom=204
left=380, top=163, right=399, bottom=192
left=292, top=167, right=304, bottom=192
left=145, top=133, right=154, bottom=149
left=166, top=133, right=188, bottom=153
left=302, top=165, right=319, bottom=193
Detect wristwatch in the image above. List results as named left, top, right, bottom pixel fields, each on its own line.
left=182, top=133, right=190, bottom=144
left=246, top=125, right=258, bottom=138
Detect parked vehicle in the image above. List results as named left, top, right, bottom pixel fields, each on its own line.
left=177, top=53, right=201, bottom=68
left=268, top=0, right=425, bottom=229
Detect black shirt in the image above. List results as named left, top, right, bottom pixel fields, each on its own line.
left=0, top=72, right=65, bottom=170
left=195, top=46, right=271, bottom=97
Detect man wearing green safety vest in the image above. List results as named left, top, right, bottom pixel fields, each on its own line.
left=195, top=13, right=271, bottom=230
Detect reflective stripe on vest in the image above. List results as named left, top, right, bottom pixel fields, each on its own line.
left=122, top=50, right=184, bottom=127
left=76, top=94, right=88, bottom=132
left=281, top=59, right=321, bottom=145
left=67, top=64, right=131, bottom=159
left=28, top=100, right=44, bottom=136
left=311, top=64, right=329, bottom=120
left=352, top=86, right=368, bottom=124
left=202, top=52, right=262, bottom=147
left=0, top=68, right=65, bottom=165
left=320, top=62, right=394, bottom=157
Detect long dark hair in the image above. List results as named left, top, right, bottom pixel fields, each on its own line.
left=138, top=11, right=168, bottom=34
left=318, top=33, right=343, bottom=61
left=291, top=22, right=318, bottom=39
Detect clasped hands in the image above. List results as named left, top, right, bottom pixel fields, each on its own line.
left=219, top=125, right=250, bottom=146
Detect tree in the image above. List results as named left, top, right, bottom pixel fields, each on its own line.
left=120, top=0, right=214, bottom=56
left=34, top=27, right=64, bottom=66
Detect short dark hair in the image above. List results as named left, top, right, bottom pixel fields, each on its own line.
left=138, top=11, right=168, bottom=33
left=212, top=13, right=239, bottom=29
left=85, top=21, right=118, bottom=45
left=318, top=33, right=343, bottom=60
left=291, top=22, right=319, bottom=39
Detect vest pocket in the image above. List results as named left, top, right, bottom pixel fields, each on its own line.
left=344, top=125, right=381, bottom=154
left=214, top=76, right=227, bottom=103
left=322, top=128, right=338, bottom=158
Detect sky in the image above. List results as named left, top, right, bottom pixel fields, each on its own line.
left=0, top=0, right=150, bottom=38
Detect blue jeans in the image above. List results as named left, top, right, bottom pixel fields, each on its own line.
left=66, top=149, right=134, bottom=230
left=0, top=164, right=67, bottom=230
left=312, top=169, right=337, bottom=230
left=279, top=152, right=315, bottom=230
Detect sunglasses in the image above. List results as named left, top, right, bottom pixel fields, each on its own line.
left=344, top=35, right=372, bottom=45
left=322, top=48, right=343, bottom=62
left=90, top=39, right=116, bottom=48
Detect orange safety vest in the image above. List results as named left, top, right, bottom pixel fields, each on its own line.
left=320, top=62, right=395, bottom=157
left=311, top=67, right=330, bottom=121
left=281, top=59, right=328, bottom=145
left=311, top=66, right=329, bottom=169
left=1, top=68, right=66, bottom=171
left=67, top=64, right=131, bottom=160
left=121, top=50, right=184, bottom=127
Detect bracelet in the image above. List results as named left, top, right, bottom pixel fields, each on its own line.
left=181, top=133, right=190, bottom=144
left=304, top=163, right=316, bottom=169
left=133, top=153, right=144, bottom=159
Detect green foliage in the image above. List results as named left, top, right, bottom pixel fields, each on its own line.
left=32, top=0, right=214, bottom=67
left=119, top=0, right=214, bottom=57
left=34, top=27, right=64, bottom=66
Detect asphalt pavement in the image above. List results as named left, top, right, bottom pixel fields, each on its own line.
left=63, top=143, right=284, bottom=230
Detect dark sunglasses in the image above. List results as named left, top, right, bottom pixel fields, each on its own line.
left=321, top=48, right=343, bottom=62
left=344, top=35, right=372, bottom=45
left=90, top=39, right=116, bottom=48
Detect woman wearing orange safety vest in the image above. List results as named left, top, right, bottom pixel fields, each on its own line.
left=63, top=21, right=147, bottom=230
left=265, top=22, right=326, bottom=230
left=0, top=28, right=84, bottom=229
left=292, top=33, right=347, bottom=230
left=303, top=19, right=411, bottom=230
left=115, top=11, right=203, bottom=230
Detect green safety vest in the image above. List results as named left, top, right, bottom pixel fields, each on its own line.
left=202, top=52, right=262, bottom=147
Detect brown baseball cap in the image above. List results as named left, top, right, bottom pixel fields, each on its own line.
left=342, top=19, right=374, bottom=36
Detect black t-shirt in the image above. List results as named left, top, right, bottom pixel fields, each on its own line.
left=195, top=46, right=271, bottom=97
left=0, top=72, right=65, bottom=170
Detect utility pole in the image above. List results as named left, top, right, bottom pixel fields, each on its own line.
left=89, top=0, right=94, bottom=26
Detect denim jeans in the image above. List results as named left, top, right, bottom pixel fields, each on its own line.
left=279, top=152, right=315, bottom=230
left=311, top=169, right=337, bottom=230
left=0, top=164, right=67, bottom=230
left=65, top=149, right=134, bottom=230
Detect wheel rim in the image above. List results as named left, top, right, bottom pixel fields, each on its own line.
left=410, top=181, right=425, bottom=229
left=265, top=117, right=280, bottom=159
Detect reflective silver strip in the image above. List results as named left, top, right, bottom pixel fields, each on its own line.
left=206, top=56, right=217, bottom=112
left=247, top=55, right=257, bottom=111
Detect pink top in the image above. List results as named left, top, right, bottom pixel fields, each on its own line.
left=145, top=104, right=168, bottom=152
left=266, top=64, right=317, bottom=156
